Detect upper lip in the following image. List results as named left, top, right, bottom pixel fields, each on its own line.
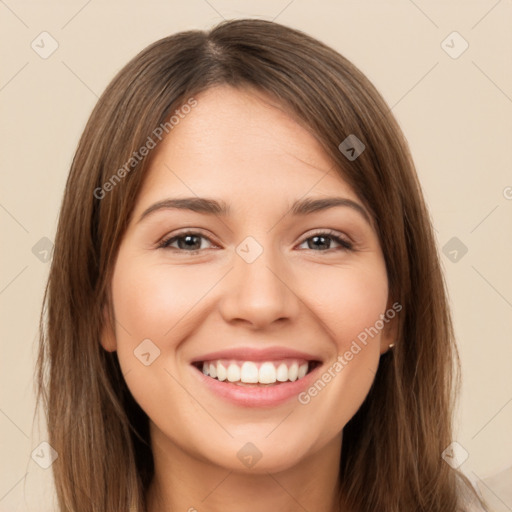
left=190, top=347, right=323, bottom=364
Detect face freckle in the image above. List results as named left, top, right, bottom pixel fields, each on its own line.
left=102, top=84, right=396, bottom=475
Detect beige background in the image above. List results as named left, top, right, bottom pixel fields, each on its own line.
left=1, top=1, right=511, bottom=510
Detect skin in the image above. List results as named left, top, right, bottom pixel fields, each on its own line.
left=101, top=85, right=397, bottom=512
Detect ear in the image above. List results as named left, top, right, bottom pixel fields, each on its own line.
left=99, top=302, right=117, bottom=352
left=379, top=299, right=400, bottom=355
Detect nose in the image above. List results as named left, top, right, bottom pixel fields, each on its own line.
left=218, top=241, right=300, bottom=330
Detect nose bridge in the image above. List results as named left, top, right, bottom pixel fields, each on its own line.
left=219, top=234, right=299, bottom=327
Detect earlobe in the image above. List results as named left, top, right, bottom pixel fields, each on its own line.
left=379, top=316, right=397, bottom=354
left=99, top=304, right=117, bottom=352
left=380, top=338, right=396, bottom=355
left=379, top=303, right=399, bottom=355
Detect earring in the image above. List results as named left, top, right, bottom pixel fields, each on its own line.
left=388, top=343, right=395, bottom=349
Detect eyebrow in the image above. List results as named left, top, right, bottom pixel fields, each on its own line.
left=137, top=196, right=372, bottom=224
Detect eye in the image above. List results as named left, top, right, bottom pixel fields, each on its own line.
left=297, top=230, right=353, bottom=252
left=158, top=229, right=354, bottom=255
left=158, top=231, right=216, bottom=254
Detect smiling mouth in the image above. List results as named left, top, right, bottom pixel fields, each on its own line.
left=192, top=359, right=322, bottom=386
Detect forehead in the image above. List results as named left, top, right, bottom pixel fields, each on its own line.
left=137, top=85, right=361, bottom=211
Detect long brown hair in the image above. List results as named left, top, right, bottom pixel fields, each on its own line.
left=36, top=18, right=487, bottom=511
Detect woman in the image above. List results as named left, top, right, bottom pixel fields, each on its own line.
left=36, top=18, right=488, bottom=511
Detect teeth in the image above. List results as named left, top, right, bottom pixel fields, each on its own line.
left=259, top=362, right=276, bottom=384
left=216, top=362, right=227, bottom=381
left=240, top=362, right=259, bottom=383
left=276, top=363, right=288, bottom=382
left=227, top=363, right=241, bottom=382
left=288, top=362, right=298, bottom=382
left=200, top=359, right=311, bottom=384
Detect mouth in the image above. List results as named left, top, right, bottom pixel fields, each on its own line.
left=191, top=359, right=322, bottom=387
left=189, top=347, right=324, bottom=407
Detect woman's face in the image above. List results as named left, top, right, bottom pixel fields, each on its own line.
left=101, top=85, right=396, bottom=473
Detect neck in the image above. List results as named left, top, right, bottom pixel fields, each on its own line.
left=146, top=423, right=342, bottom=512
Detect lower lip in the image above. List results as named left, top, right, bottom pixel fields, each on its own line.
left=191, top=363, right=322, bottom=407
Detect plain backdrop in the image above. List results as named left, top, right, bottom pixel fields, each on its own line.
left=1, top=1, right=511, bottom=511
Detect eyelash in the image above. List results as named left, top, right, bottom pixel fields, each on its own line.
left=157, top=229, right=354, bottom=255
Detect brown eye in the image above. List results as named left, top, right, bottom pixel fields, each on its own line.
left=158, top=231, right=215, bottom=253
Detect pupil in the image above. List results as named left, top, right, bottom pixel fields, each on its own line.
left=310, top=235, right=329, bottom=250
left=179, top=235, right=200, bottom=250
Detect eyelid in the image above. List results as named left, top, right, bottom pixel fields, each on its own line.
left=299, top=228, right=353, bottom=244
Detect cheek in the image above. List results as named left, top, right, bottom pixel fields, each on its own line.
left=109, top=256, right=208, bottom=427
left=300, top=261, right=389, bottom=350
left=291, top=262, right=389, bottom=435
left=109, top=254, right=228, bottom=416
left=111, top=257, right=213, bottom=343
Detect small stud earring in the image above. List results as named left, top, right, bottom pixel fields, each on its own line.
left=388, top=343, right=395, bottom=349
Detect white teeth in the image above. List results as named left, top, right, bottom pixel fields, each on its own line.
left=259, top=362, right=277, bottom=384
left=240, top=362, right=259, bottom=383
left=227, top=363, right=240, bottom=382
left=288, top=362, right=299, bottom=381
left=216, top=362, right=227, bottom=381
left=200, top=360, right=313, bottom=384
left=276, top=363, right=288, bottom=382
